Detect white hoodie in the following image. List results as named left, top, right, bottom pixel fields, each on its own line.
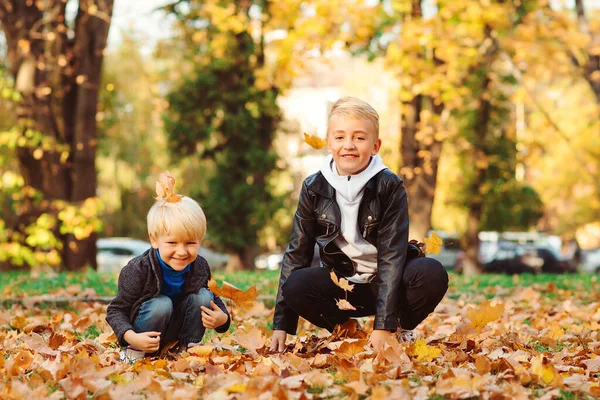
left=320, top=154, right=389, bottom=284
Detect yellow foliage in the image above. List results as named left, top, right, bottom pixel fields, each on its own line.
left=303, top=133, right=327, bottom=150
left=409, top=339, right=442, bottom=362
left=424, top=232, right=443, bottom=255
left=208, top=279, right=259, bottom=309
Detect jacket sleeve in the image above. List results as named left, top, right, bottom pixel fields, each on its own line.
left=273, top=180, right=317, bottom=334
left=106, top=264, right=145, bottom=346
left=372, top=181, right=409, bottom=331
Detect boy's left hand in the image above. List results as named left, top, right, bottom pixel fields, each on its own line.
left=201, top=301, right=228, bottom=329
left=369, top=329, right=392, bottom=351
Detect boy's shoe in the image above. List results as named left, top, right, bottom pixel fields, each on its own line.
left=187, top=341, right=202, bottom=349
left=396, top=329, right=417, bottom=343
left=125, top=346, right=145, bottom=361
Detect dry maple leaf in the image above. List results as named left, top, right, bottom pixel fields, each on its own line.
left=330, top=270, right=355, bottom=292
left=208, top=279, right=259, bottom=309
left=155, top=171, right=183, bottom=203
left=466, top=300, right=504, bottom=333
left=423, top=231, right=443, bottom=255
left=336, top=298, right=357, bottom=311
left=531, top=355, right=558, bottom=385
left=303, top=133, right=327, bottom=150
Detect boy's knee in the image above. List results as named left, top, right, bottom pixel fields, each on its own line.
left=404, top=258, right=448, bottom=288
left=189, top=288, right=214, bottom=308
left=145, top=296, right=174, bottom=320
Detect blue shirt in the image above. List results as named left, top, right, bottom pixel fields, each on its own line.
left=156, top=249, right=190, bottom=300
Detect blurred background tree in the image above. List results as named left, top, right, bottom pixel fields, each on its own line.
left=0, top=1, right=113, bottom=271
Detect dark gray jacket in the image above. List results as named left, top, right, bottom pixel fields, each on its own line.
left=106, top=248, right=230, bottom=346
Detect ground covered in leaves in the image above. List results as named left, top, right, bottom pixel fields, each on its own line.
left=1, top=273, right=600, bottom=399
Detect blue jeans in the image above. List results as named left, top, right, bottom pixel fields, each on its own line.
left=133, top=288, right=214, bottom=349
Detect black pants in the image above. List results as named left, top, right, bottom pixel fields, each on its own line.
left=281, top=257, right=448, bottom=331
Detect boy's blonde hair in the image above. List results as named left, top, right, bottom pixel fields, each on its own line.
left=328, top=97, right=379, bottom=138
left=147, top=196, right=207, bottom=242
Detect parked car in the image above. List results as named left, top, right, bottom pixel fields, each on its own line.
left=97, top=237, right=229, bottom=273
left=581, top=248, right=600, bottom=273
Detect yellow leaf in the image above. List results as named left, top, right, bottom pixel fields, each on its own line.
left=227, top=383, right=246, bottom=393
left=466, top=300, right=504, bottom=333
left=188, top=345, right=213, bottom=357
left=208, top=279, right=258, bottom=309
left=423, top=232, right=443, bottom=255
left=330, top=270, right=354, bottom=292
left=409, top=339, right=442, bottom=362
left=303, top=132, right=327, bottom=150
left=155, top=170, right=183, bottom=203
left=531, top=355, right=556, bottom=385
left=336, top=299, right=356, bottom=311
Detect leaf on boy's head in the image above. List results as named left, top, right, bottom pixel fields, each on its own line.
left=330, top=270, right=354, bottom=292
left=155, top=170, right=183, bottom=203
left=208, top=279, right=258, bottom=309
left=423, top=232, right=443, bottom=255
left=303, top=133, right=327, bottom=150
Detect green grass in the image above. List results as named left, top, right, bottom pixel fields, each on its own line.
left=0, top=268, right=597, bottom=299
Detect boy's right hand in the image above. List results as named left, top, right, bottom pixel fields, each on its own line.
left=123, top=330, right=161, bottom=353
left=269, top=330, right=287, bottom=352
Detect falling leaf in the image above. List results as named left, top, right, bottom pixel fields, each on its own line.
left=155, top=170, right=183, bottom=203
left=303, top=132, right=327, bottom=150
left=330, top=270, right=355, bottom=292
left=208, top=279, right=259, bottom=309
left=423, top=232, right=443, bottom=255
left=409, top=339, right=442, bottom=362
left=336, top=298, right=357, bottom=310
left=466, top=300, right=504, bottom=333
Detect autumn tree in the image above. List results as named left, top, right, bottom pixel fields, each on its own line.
left=162, top=0, right=282, bottom=270
left=0, top=0, right=113, bottom=270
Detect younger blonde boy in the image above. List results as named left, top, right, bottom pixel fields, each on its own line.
left=107, top=174, right=229, bottom=358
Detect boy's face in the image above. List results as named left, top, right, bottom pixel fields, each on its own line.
left=327, top=114, right=381, bottom=176
left=150, top=233, right=201, bottom=271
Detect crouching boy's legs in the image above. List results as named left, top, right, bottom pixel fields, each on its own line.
left=165, top=288, right=214, bottom=348
left=397, top=257, right=448, bottom=330
left=133, top=295, right=174, bottom=336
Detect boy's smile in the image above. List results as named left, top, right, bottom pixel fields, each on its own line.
left=327, top=115, right=381, bottom=176
left=150, top=234, right=201, bottom=271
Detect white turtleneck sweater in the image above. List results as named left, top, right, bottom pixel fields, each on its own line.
left=320, top=154, right=389, bottom=284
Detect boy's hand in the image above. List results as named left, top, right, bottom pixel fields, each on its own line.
left=269, top=330, right=287, bottom=352
left=201, top=301, right=228, bottom=329
left=123, top=330, right=161, bottom=353
left=369, top=329, right=392, bottom=351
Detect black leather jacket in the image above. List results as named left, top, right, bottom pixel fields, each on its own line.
left=274, top=169, right=414, bottom=334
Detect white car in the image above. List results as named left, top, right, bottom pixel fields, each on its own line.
left=581, top=248, right=600, bottom=274
left=97, top=237, right=229, bottom=273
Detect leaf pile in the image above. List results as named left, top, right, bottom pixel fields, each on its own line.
left=1, top=280, right=600, bottom=399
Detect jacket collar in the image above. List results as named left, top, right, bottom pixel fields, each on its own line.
left=309, top=171, right=379, bottom=200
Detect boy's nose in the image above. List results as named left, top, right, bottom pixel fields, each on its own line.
left=343, top=139, right=356, bottom=149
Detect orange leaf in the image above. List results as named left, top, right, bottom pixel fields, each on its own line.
left=423, top=232, right=443, bottom=255
left=466, top=300, right=504, bottom=333
left=155, top=170, right=183, bottom=202
left=208, top=279, right=258, bottom=309
left=303, top=133, right=327, bottom=150
left=235, top=328, right=266, bottom=352
left=330, top=270, right=355, bottom=292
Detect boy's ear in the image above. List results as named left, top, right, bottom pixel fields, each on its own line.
left=149, top=235, right=158, bottom=249
left=371, top=138, right=382, bottom=155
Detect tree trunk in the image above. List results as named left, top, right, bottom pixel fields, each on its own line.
left=574, top=0, right=600, bottom=104
left=0, top=0, right=113, bottom=271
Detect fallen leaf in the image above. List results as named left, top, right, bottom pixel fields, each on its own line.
left=466, top=300, right=504, bottom=333
left=531, top=355, right=558, bottom=385
left=208, top=279, right=259, bottom=309
left=330, top=270, right=355, bottom=292
left=155, top=170, right=183, bottom=203
left=409, top=339, right=442, bottom=362
left=235, top=328, right=266, bottom=352
left=423, top=232, right=443, bottom=255
left=303, top=132, right=327, bottom=149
